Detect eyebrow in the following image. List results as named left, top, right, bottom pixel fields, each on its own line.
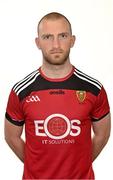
left=41, top=32, right=70, bottom=37
left=41, top=34, right=53, bottom=38
left=58, top=32, right=70, bottom=36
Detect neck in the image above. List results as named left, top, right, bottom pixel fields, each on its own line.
left=41, top=61, right=73, bottom=79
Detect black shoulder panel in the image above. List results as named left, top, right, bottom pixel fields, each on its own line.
left=18, top=73, right=101, bottom=101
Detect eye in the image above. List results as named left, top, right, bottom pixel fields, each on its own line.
left=59, top=33, right=68, bottom=39
left=42, top=34, right=53, bottom=40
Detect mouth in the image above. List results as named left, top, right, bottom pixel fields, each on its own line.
left=50, top=51, right=63, bottom=54
left=50, top=49, right=63, bottom=54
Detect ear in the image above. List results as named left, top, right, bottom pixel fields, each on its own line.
left=70, top=35, right=76, bottom=48
left=35, top=37, right=41, bottom=49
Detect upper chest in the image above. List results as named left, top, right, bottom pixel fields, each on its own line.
left=21, top=89, right=96, bottom=121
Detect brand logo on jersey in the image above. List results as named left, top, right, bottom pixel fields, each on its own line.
left=26, top=95, right=40, bottom=102
left=34, top=114, right=81, bottom=139
left=76, top=91, right=86, bottom=103
left=49, top=90, right=65, bottom=95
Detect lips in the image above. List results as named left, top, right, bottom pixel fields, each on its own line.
left=50, top=50, right=63, bottom=54
left=51, top=52, right=62, bottom=54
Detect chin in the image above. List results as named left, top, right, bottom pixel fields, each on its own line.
left=49, top=57, right=67, bottom=65
left=49, top=60, right=66, bottom=65
left=44, top=55, right=69, bottom=65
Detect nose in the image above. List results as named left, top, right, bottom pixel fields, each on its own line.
left=52, top=37, right=60, bottom=48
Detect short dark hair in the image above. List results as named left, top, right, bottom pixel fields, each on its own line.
left=37, top=12, right=72, bottom=35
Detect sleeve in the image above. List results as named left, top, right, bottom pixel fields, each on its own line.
left=5, top=89, right=25, bottom=126
left=91, top=86, right=110, bottom=122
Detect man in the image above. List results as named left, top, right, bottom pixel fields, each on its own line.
left=5, top=12, right=111, bottom=179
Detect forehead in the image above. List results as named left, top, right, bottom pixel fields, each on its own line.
left=38, top=18, right=71, bottom=35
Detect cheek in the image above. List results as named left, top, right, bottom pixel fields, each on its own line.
left=62, top=41, right=72, bottom=49
left=41, top=46, right=51, bottom=55
left=40, top=42, right=52, bottom=50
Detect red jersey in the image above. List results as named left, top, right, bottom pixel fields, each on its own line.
left=5, top=66, right=110, bottom=179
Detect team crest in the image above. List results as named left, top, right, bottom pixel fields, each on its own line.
left=76, top=91, right=86, bottom=103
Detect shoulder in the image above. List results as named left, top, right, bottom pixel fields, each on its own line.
left=12, top=69, right=40, bottom=100
left=73, top=67, right=102, bottom=96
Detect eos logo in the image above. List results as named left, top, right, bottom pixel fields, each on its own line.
left=26, top=95, right=40, bottom=102
left=34, top=114, right=81, bottom=139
